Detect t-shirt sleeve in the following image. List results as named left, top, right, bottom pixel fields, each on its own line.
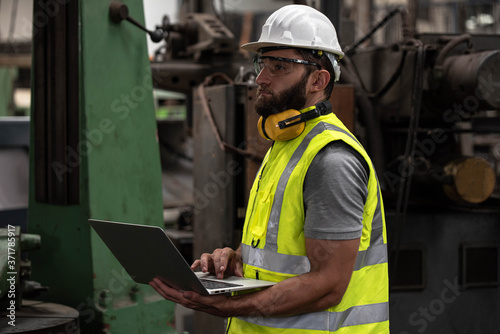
left=303, top=140, right=369, bottom=240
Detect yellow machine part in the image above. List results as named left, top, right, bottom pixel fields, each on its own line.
left=443, top=157, right=496, bottom=204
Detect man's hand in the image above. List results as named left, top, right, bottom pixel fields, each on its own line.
left=149, top=278, right=231, bottom=317
left=191, top=245, right=243, bottom=279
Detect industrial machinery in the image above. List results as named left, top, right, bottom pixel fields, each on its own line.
left=340, top=11, right=500, bottom=331
left=0, top=226, right=79, bottom=332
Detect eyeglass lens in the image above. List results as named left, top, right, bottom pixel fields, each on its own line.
left=254, top=58, right=295, bottom=76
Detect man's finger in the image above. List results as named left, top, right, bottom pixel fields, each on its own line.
left=150, top=278, right=188, bottom=303
left=191, top=259, right=201, bottom=271
left=199, top=253, right=214, bottom=273
left=212, top=249, right=222, bottom=275
left=150, top=279, right=175, bottom=302
left=215, top=248, right=231, bottom=279
left=234, top=261, right=243, bottom=277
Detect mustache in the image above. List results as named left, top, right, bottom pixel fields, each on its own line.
left=257, top=87, right=272, bottom=95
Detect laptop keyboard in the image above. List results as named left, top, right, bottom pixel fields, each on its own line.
left=201, top=279, right=243, bottom=290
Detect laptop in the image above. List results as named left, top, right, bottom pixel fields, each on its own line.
left=89, top=219, right=276, bottom=295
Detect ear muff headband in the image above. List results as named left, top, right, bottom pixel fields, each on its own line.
left=257, top=100, right=332, bottom=141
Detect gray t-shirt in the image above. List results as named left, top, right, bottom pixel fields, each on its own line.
left=303, top=140, right=368, bottom=240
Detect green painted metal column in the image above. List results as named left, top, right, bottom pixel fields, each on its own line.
left=0, top=67, right=18, bottom=116
left=28, top=0, right=175, bottom=332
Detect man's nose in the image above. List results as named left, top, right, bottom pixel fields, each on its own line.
left=256, top=68, right=271, bottom=85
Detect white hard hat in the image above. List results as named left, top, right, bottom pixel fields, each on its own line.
left=241, top=4, right=344, bottom=59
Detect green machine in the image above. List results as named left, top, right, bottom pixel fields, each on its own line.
left=28, top=0, right=175, bottom=332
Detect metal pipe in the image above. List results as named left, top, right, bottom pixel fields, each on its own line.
left=434, top=33, right=472, bottom=69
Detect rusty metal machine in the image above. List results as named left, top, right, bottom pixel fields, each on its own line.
left=340, top=10, right=500, bottom=333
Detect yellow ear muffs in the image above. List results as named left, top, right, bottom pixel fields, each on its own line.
left=257, top=101, right=334, bottom=142
left=258, top=109, right=305, bottom=141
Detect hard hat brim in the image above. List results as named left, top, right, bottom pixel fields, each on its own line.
left=241, top=41, right=344, bottom=59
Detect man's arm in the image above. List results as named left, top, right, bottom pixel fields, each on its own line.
left=150, top=236, right=359, bottom=317
left=220, top=237, right=359, bottom=317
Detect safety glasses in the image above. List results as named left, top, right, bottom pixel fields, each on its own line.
left=253, top=56, right=321, bottom=76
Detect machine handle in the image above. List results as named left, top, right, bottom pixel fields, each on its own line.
left=109, top=1, right=164, bottom=43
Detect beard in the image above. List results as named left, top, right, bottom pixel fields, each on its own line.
left=254, top=71, right=309, bottom=118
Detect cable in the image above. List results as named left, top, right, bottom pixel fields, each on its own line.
left=0, top=0, right=3, bottom=40
left=434, top=34, right=472, bottom=70
left=197, top=73, right=265, bottom=162
left=344, top=7, right=403, bottom=57
left=368, top=49, right=408, bottom=100
left=339, top=57, right=386, bottom=178
left=8, top=0, right=18, bottom=41
left=389, top=42, right=426, bottom=282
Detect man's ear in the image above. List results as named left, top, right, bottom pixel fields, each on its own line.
left=309, top=69, right=330, bottom=93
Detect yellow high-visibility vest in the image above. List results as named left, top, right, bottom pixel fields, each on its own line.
left=229, top=110, right=389, bottom=333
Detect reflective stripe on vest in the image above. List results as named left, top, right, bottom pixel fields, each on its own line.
left=237, top=302, right=389, bottom=331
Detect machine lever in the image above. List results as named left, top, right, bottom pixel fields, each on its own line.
left=109, top=1, right=164, bottom=43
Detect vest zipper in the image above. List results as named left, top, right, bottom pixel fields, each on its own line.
left=245, top=144, right=273, bottom=239
left=245, top=167, right=265, bottom=244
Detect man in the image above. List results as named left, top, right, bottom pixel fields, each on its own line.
left=150, top=4, right=389, bottom=333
